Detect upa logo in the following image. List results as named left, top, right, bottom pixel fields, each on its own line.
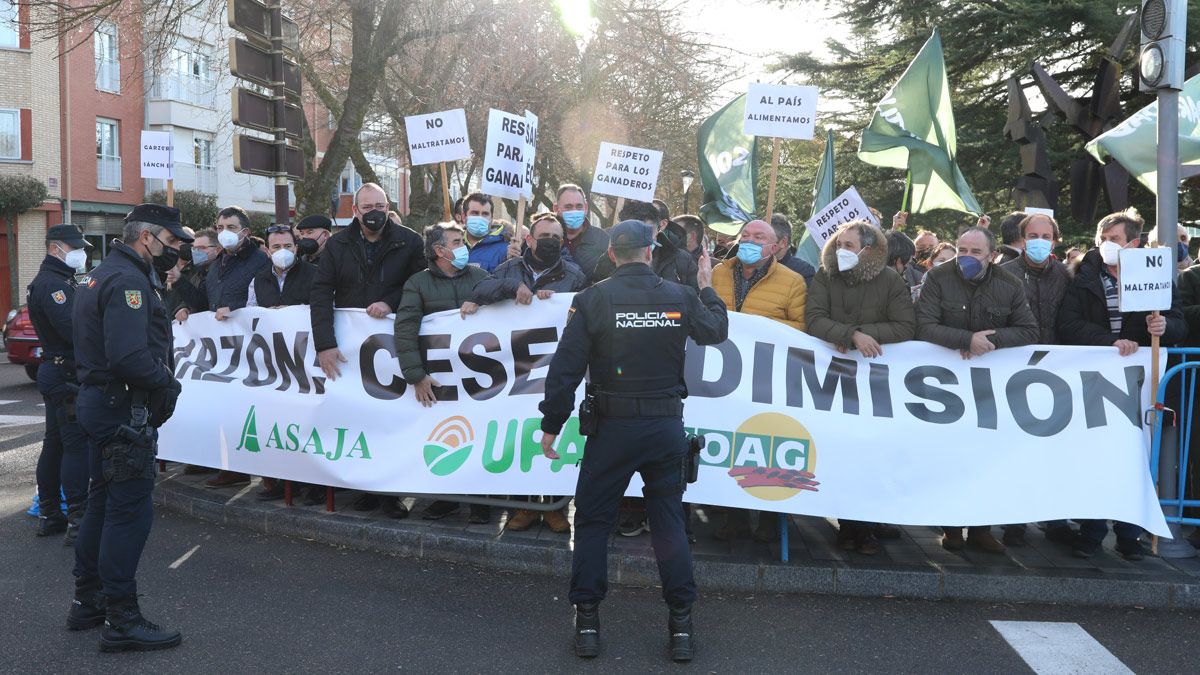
left=693, top=412, right=819, bottom=501
left=423, top=416, right=475, bottom=477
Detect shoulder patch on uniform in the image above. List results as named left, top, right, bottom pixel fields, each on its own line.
left=124, top=290, right=143, bottom=309
left=51, top=290, right=66, bottom=305
left=566, top=305, right=576, bottom=324
left=81, top=276, right=95, bottom=288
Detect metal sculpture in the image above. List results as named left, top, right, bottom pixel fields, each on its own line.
left=1003, top=75, right=1058, bottom=211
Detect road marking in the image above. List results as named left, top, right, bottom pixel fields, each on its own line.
left=990, top=621, right=1133, bottom=675
left=225, top=481, right=257, bottom=505
left=0, top=414, right=46, bottom=427
left=168, top=545, right=201, bottom=570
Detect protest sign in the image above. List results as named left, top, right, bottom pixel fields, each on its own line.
left=802, top=186, right=878, bottom=249
left=590, top=142, right=664, bottom=203
left=140, top=130, right=173, bottom=180
left=1024, top=206, right=1054, bottom=219
left=1119, top=248, right=1174, bottom=312
left=480, top=108, right=528, bottom=200
left=743, top=83, right=819, bottom=140
left=160, top=302, right=1170, bottom=536
left=522, top=110, right=538, bottom=201
left=404, top=108, right=470, bottom=166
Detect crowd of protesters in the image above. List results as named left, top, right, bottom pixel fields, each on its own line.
left=145, top=181, right=1200, bottom=559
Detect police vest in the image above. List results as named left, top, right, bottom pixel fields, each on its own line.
left=588, top=271, right=691, bottom=397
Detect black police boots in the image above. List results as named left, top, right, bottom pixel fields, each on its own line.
left=98, top=595, right=182, bottom=652
left=66, top=577, right=105, bottom=631
left=63, top=502, right=85, bottom=547
left=668, top=604, right=695, bottom=662
left=574, top=602, right=601, bottom=658
left=36, top=508, right=67, bottom=537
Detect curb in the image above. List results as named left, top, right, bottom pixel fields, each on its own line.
left=153, top=479, right=1200, bottom=611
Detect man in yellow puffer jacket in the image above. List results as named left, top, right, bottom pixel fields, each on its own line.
left=711, top=219, right=806, bottom=330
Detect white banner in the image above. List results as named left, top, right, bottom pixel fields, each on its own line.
left=160, top=302, right=1171, bottom=536
left=480, top=108, right=528, bottom=200
left=743, top=83, right=819, bottom=140
left=140, top=130, right=173, bottom=180
left=404, top=108, right=471, bottom=166
left=590, top=141, right=664, bottom=203
left=803, top=186, right=878, bottom=249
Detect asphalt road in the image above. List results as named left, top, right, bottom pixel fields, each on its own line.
left=1, top=361, right=1198, bottom=673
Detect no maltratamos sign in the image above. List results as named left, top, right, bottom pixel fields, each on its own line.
left=743, top=83, right=819, bottom=140
left=404, top=108, right=471, bottom=166
left=590, top=142, right=663, bottom=203
left=802, top=186, right=878, bottom=249
left=1118, top=247, right=1174, bottom=312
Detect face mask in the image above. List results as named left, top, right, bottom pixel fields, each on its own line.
left=1025, top=238, right=1052, bottom=264
left=151, top=235, right=180, bottom=273
left=533, top=238, right=561, bottom=267
left=835, top=248, right=860, bottom=272
left=61, top=247, right=88, bottom=270
left=956, top=254, right=984, bottom=280
left=361, top=210, right=387, bottom=233
left=465, top=216, right=491, bottom=238
left=296, top=237, right=319, bottom=257
left=217, top=229, right=241, bottom=250
left=190, top=249, right=210, bottom=266
left=1177, top=241, right=1189, bottom=262
left=1099, top=240, right=1122, bottom=266
left=737, top=241, right=765, bottom=266
left=445, top=245, right=469, bottom=270
left=562, top=210, right=586, bottom=230
left=271, top=248, right=295, bottom=270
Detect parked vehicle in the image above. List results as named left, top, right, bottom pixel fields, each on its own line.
left=3, top=306, right=42, bottom=380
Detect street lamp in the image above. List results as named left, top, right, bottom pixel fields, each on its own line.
left=680, top=169, right=695, bottom=213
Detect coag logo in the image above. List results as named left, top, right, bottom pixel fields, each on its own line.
left=691, top=412, right=819, bottom=501
left=423, top=416, right=476, bottom=476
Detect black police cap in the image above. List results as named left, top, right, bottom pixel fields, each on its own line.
left=296, top=214, right=333, bottom=231
left=45, top=224, right=90, bottom=249
left=609, top=219, right=656, bottom=251
left=124, top=203, right=194, bottom=243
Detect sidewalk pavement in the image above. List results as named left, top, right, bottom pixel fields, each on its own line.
left=154, top=467, right=1200, bottom=610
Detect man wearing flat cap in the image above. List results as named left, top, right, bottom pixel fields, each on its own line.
left=295, top=214, right=332, bottom=265
left=538, top=220, right=727, bottom=662
left=68, top=203, right=190, bottom=652
left=27, top=224, right=91, bottom=544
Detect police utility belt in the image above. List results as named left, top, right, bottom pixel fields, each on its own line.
left=101, top=389, right=158, bottom=484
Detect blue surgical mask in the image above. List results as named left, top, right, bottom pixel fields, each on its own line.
left=562, top=210, right=586, bottom=230
left=956, top=255, right=984, bottom=280
left=448, top=244, right=470, bottom=270
left=466, top=216, right=491, bottom=238
left=737, top=241, right=764, bottom=266
left=1177, top=241, right=1189, bottom=262
left=1025, top=238, right=1052, bottom=264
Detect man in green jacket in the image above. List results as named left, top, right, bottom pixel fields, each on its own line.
left=394, top=223, right=490, bottom=522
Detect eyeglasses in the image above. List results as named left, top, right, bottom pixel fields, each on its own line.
left=358, top=202, right=389, bottom=211
left=267, top=225, right=292, bottom=234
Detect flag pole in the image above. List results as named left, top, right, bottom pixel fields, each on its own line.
left=765, top=137, right=781, bottom=218
left=899, top=170, right=911, bottom=215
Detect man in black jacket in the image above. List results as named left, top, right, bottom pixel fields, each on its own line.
left=310, top=182, right=425, bottom=381
left=1058, top=208, right=1187, bottom=561
left=593, top=200, right=698, bottom=289
left=295, top=214, right=332, bottom=266
left=207, top=206, right=270, bottom=322
left=247, top=226, right=317, bottom=308
left=169, top=228, right=217, bottom=322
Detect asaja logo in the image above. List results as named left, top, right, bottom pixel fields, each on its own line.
left=423, top=416, right=475, bottom=476
left=690, top=412, right=819, bottom=501
left=236, top=405, right=372, bottom=462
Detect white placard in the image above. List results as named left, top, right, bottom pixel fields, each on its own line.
left=140, top=130, right=173, bottom=180
left=1024, top=207, right=1055, bottom=219
left=743, top=83, right=819, bottom=140
left=404, top=108, right=471, bottom=166
left=802, top=186, right=879, bottom=249
left=480, top=109, right=528, bottom=200
left=1118, top=247, right=1174, bottom=312
left=522, top=110, right=539, bottom=201
left=589, top=141, right=664, bottom=203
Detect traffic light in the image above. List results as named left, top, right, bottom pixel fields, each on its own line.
left=1138, top=0, right=1187, bottom=91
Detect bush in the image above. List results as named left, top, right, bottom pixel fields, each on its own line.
left=0, top=175, right=49, bottom=221
left=145, top=189, right=219, bottom=234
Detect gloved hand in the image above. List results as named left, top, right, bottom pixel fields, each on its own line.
left=149, top=378, right=183, bottom=427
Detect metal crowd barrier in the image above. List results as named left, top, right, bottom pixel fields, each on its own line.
left=1150, top=348, right=1200, bottom=532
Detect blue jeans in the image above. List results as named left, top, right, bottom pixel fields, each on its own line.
left=35, top=362, right=89, bottom=513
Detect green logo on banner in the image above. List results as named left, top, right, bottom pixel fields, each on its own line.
left=423, top=416, right=475, bottom=476
left=236, top=406, right=372, bottom=462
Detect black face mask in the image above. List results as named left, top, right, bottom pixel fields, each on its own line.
left=532, top=238, right=561, bottom=268
left=153, top=241, right=180, bottom=273
left=361, top=210, right=387, bottom=232
left=296, top=237, right=319, bottom=257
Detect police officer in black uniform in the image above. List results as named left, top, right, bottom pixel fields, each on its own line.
left=538, top=220, right=728, bottom=662
left=67, top=204, right=188, bottom=652
left=28, top=224, right=91, bottom=543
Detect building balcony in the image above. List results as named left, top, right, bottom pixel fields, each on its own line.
left=146, top=161, right=216, bottom=196
left=147, top=74, right=219, bottom=109
left=97, top=155, right=122, bottom=191
left=95, top=59, right=121, bottom=93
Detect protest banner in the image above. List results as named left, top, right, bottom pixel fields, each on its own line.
left=160, top=302, right=1170, bottom=536
left=590, top=142, right=664, bottom=204
left=140, top=130, right=174, bottom=205
left=404, top=109, right=471, bottom=218
left=744, top=82, right=819, bottom=218
left=480, top=108, right=528, bottom=201
left=802, top=186, right=878, bottom=249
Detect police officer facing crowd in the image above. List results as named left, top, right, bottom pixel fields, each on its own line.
left=539, top=220, right=728, bottom=662
left=68, top=204, right=188, bottom=652
left=28, top=224, right=91, bottom=544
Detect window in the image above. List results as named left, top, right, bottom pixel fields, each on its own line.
left=192, top=51, right=212, bottom=82
left=96, top=118, right=120, bottom=190
left=94, top=21, right=119, bottom=92
left=0, top=1, right=18, bottom=48
left=0, top=109, right=18, bottom=159
left=193, top=136, right=212, bottom=168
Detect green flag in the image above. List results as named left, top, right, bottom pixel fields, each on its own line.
left=795, top=129, right=835, bottom=267
left=698, top=94, right=758, bottom=235
left=1086, top=73, right=1200, bottom=194
left=858, top=29, right=982, bottom=215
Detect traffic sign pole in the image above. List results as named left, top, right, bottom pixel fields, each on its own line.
left=270, top=0, right=289, bottom=227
